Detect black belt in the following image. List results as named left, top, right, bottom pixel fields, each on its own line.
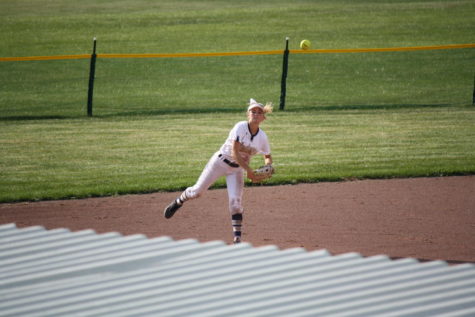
left=218, top=154, right=239, bottom=168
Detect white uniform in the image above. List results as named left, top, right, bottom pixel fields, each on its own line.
left=182, top=121, right=271, bottom=214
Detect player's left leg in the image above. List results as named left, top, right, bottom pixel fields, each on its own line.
left=164, top=152, right=227, bottom=219
left=226, top=169, right=244, bottom=243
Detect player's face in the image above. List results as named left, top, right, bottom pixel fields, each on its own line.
left=248, top=108, right=265, bottom=124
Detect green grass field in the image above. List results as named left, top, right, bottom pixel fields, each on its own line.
left=1, top=0, right=474, bottom=202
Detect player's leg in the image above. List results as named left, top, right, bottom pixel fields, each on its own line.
left=226, top=169, right=245, bottom=243
left=164, top=153, right=226, bottom=219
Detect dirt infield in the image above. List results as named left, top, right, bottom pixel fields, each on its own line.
left=1, top=176, right=474, bottom=264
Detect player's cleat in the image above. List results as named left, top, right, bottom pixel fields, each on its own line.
left=164, top=199, right=182, bottom=219
left=233, top=236, right=241, bottom=244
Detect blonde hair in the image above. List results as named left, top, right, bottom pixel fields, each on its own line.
left=247, top=99, right=273, bottom=115
left=263, top=102, right=273, bottom=114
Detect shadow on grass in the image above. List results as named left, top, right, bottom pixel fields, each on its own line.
left=96, top=107, right=242, bottom=118
left=0, top=103, right=460, bottom=121
left=0, top=108, right=241, bottom=121
left=284, top=103, right=453, bottom=112
left=0, top=115, right=72, bottom=121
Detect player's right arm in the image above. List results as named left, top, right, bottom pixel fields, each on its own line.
left=232, top=140, right=257, bottom=182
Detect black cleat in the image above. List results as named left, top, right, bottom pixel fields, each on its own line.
left=164, top=199, right=182, bottom=219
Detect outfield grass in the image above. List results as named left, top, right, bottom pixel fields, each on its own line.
left=0, top=0, right=474, bottom=202
left=1, top=106, right=474, bottom=202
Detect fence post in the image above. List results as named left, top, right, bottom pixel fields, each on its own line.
left=472, top=72, right=475, bottom=106
left=279, top=37, right=290, bottom=111
left=87, top=37, right=97, bottom=117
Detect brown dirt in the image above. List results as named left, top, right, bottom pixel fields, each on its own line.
left=1, top=176, right=474, bottom=264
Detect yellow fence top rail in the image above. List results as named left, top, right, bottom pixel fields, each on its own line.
left=290, top=43, right=475, bottom=54
left=1, top=44, right=474, bottom=61
left=0, top=54, right=91, bottom=62
left=98, top=50, right=283, bottom=59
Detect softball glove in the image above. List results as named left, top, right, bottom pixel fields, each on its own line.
left=252, top=164, right=275, bottom=183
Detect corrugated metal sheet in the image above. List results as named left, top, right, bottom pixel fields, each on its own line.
left=1, top=223, right=474, bottom=317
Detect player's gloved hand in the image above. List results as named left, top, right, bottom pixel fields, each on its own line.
left=246, top=168, right=257, bottom=182
left=250, top=165, right=274, bottom=183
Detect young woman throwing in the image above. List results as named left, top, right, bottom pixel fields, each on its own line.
left=164, top=98, right=274, bottom=244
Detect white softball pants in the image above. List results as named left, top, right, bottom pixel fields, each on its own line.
left=182, top=152, right=244, bottom=215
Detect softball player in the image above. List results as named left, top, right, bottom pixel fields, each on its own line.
left=164, top=98, right=273, bottom=244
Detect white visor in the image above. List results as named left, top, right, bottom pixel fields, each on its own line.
left=248, top=98, right=264, bottom=111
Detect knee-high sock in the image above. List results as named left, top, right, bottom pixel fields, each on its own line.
left=178, top=191, right=189, bottom=205
left=232, top=213, right=243, bottom=239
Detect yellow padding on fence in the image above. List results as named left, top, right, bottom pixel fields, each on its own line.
left=1, top=44, right=474, bottom=61
left=290, top=43, right=475, bottom=54
left=0, top=54, right=91, bottom=62
left=98, top=50, right=283, bottom=59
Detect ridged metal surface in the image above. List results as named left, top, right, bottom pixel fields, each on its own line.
left=1, top=223, right=474, bottom=316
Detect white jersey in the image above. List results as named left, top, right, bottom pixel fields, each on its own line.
left=219, top=121, right=271, bottom=164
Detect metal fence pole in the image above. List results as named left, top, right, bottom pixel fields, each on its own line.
left=472, top=72, right=475, bottom=106
left=87, top=37, right=97, bottom=117
left=279, top=37, right=290, bottom=111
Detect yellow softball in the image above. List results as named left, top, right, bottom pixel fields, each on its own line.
left=300, top=39, right=311, bottom=50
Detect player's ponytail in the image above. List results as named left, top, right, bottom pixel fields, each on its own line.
left=263, top=102, right=273, bottom=114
